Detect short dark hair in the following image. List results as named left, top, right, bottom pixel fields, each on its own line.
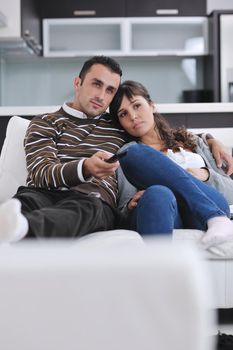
left=79, top=56, right=122, bottom=81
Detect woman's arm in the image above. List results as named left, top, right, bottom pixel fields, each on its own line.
left=195, top=137, right=233, bottom=204
left=200, top=133, right=233, bottom=175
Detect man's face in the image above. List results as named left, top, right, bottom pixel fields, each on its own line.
left=73, top=64, right=121, bottom=117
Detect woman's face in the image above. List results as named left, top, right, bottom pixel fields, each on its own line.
left=117, top=95, right=155, bottom=138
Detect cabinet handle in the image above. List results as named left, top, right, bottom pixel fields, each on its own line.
left=156, top=9, right=179, bottom=15
left=73, top=10, right=96, bottom=16
left=23, top=30, right=42, bottom=54
left=0, top=11, right=7, bottom=27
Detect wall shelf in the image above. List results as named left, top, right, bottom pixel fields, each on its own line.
left=43, top=17, right=208, bottom=57
left=0, top=12, right=7, bottom=28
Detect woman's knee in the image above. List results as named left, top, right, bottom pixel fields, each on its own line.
left=134, top=185, right=179, bottom=234
left=122, top=144, right=160, bottom=165
left=139, top=185, right=175, bottom=208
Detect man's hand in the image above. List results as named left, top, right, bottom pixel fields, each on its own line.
left=186, top=167, right=209, bottom=181
left=83, top=151, right=119, bottom=180
left=207, top=139, right=233, bottom=175
left=127, top=191, right=145, bottom=210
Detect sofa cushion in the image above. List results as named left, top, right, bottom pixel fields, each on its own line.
left=0, top=116, right=29, bottom=203
left=0, top=239, right=214, bottom=350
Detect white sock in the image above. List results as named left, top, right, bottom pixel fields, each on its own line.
left=0, top=198, right=28, bottom=243
left=208, top=241, right=233, bottom=258
left=201, top=216, right=233, bottom=249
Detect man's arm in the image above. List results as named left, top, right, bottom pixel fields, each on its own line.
left=198, top=133, right=233, bottom=175
left=25, top=116, right=119, bottom=189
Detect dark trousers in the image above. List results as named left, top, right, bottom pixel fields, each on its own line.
left=14, top=186, right=117, bottom=239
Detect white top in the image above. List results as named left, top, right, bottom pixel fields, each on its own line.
left=166, top=148, right=205, bottom=169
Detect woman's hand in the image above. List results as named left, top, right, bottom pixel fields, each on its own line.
left=186, top=167, right=210, bottom=181
left=207, top=139, right=233, bottom=175
left=127, top=190, right=145, bottom=210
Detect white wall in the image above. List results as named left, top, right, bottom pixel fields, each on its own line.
left=0, top=56, right=204, bottom=106
left=220, top=14, right=233, bottom=102
left=207, top=0, right=233, bottom=14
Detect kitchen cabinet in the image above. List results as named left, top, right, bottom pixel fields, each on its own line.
left=40, top=0, right=126, bottom=18
left=126, top=0, right=206, bottom=17
left=1, top=110, right=233, bottom=152
left=40, top=0, right=208, bottom=18
left=0, top=0, right=41, bottom=55
left=43, top=18, right=124, bottom=57
left=164, top=112, right=233, bottom=128
left=186, top=112, right=233, bottom=128
left=0, top=12, right=7, bottom=27
left=43, top=17, right=208, bottom=57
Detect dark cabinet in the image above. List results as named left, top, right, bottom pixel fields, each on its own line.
left=126, top=0, right=206, bottom=17
left=40, top=0, right=126, bottom=18
left=163, top=112, right=233, bottom=128
left=40, top=0, right=206, bottom=18
left=21, top=0, right=42, bottom=54
left=186, top=113, right=233, bottom=128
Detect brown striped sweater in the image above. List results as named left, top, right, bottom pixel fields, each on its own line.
left=24, top=105, right=127, bottom=208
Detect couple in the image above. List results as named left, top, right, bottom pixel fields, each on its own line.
left=0, top=55, right=232, bottom=249
left=110, top=80, right=233, bottom=250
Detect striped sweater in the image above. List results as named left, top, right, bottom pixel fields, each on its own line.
left=24, top=106, right=127, bottom=207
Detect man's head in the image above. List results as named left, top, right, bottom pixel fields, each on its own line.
left=73, top=56, right=122, bottom=117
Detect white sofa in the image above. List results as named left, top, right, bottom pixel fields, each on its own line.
left=0, top=116, right=233, bottom=296
left=0, top=116, right=233, bottom=313
left=0, top=238, right=216, bottom=350
left=0, top=117, right=219, bottom=350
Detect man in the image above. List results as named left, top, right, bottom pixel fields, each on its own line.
left=0, top=55, right=232, bottom=243
left=0, top=56, right=126, bottom=242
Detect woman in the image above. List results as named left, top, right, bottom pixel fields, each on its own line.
left=109, top=80, right=233, bottom=249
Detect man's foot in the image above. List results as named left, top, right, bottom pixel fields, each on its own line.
left=0, top=199, right=28, bottom=243
left=202, top=216, right=233, bottom=249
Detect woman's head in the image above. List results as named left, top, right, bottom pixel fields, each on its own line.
left=110, top=80, right=197, bottom=151
left=110, top=80, right=156, bottom=139
left=110, top=80, right=153, bottom=117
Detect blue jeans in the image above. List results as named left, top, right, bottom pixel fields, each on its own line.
left=120, top=144, right=230, bottom=235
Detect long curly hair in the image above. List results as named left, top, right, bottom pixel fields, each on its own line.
left=110, top=80, right=197, bottom=152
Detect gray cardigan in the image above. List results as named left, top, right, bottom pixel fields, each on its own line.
left=117, top=136, right=233, bottom=215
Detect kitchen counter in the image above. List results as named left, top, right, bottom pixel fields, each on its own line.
left=0, top=102, right=233, bottom=116
left=0, top=106, right=59, bottom=116
left=0, top=103, right=233, bottom=152
left=157, top=102, right=233, bottom=114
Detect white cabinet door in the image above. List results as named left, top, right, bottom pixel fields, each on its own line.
left=43, top=18, right=126, bottom=57
left=130, top=17, right=208, bottom=56
left=43, top=17, right=208, bottom=57
left=0, top=0, right=21, bottom=38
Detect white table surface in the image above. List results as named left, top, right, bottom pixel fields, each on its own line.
left=0, top=103, right=233, bottom=116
